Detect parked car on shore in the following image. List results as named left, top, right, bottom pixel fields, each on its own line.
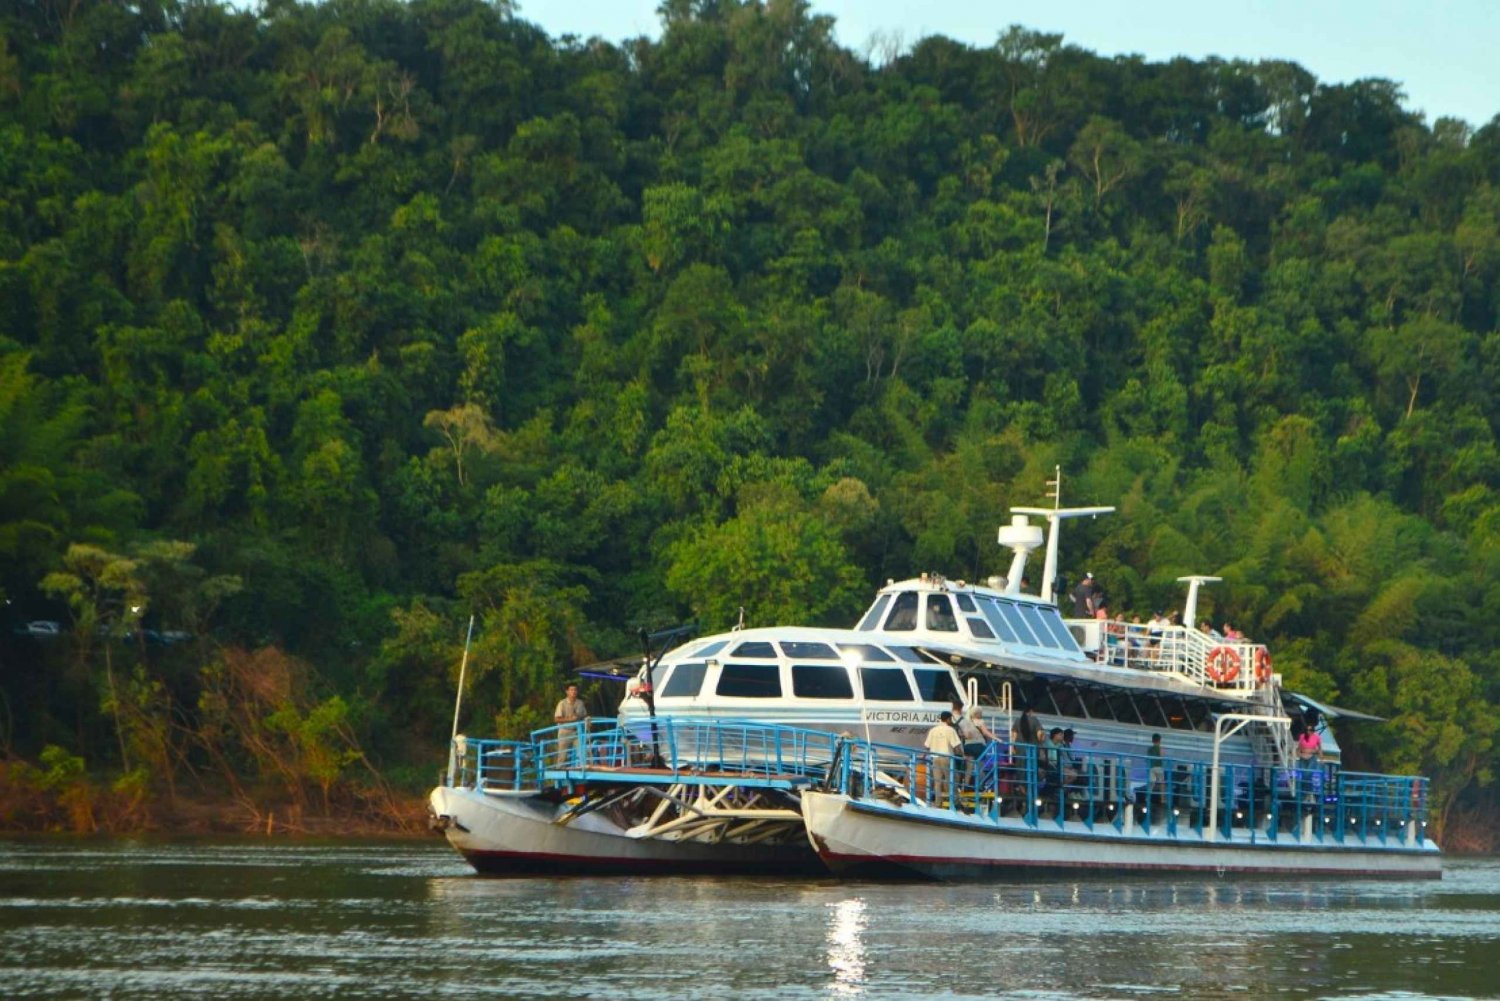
left=14, top=621, right=62, bottom=638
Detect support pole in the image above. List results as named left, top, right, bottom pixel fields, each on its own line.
left=446, top=615, right=476, bottom=786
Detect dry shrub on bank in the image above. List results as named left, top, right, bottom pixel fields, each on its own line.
left=195, top=646, right=417, bottom=830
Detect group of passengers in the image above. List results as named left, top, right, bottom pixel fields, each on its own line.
left=923, top=703, right=1087, bottom=811
left=1097, top=608, right=1254, bottom=670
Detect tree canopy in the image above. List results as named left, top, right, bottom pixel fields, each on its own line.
left=1, top=0, right=1497, bottom=840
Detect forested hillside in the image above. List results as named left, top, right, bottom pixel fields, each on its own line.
left=1, top=0, right=1497, bottom=843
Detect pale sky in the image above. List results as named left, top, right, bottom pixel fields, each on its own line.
left=517, top=0, right=1500, bottom=128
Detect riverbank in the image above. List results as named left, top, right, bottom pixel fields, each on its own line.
left=0, top=759, right=428, bottom=837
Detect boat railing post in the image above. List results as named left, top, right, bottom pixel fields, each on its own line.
left=1023, top=743, right=1038, bottom=827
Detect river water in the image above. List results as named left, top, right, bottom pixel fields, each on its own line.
left=0, top=839, right=1495, bottom=999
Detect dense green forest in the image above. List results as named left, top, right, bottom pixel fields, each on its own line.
left=1, top=0, right=1497, bottom=843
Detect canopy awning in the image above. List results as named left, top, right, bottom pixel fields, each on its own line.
left=1285, top=691, right=1385, bottom=723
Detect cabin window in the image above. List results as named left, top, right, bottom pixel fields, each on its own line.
left=967, top=617, right=995, bottom=639
left=912, top=668, right=961, bottom=704
left=1185, top=700, right=1214, bottom=732
left=716, top=663, right=783, bottom=698
left=660, top=662, right=708, bottom=698
left=955, top=593, right=976, bottom=613
left=690, top=640, right=727, bottom=658
left=976, top=598, right=1021, bottom=643
left=1080, top=688, right=1114, bottom=721
left=731, top=641, right=777, bottom=658
left=1160, top=695, right=1194, bottom=730
left=1036, top=608, right=1080, bottom=650
left=791, top=665, right=854, bottom=699
left=1017, top=604, right=1061, bottom=649
left=884, top=592, right=918, bottom=631
left=996, top=602, right=1040, bottom=645
left=856, top=595, right=890, bottom=632
left=1108, top=692, right=1143, bottom=725
left=838, top=643, right=894, bottom=663
left=925, top=595, right=959, bottom=632
left=780, top=641, right=838, bottom=660
left=859, top=668, right=915, bottom=701
left=1017, top=677, right=1051, bottom=710
left=1051, top=684, right=1084, bottom=718
left=1137, top=695, right=1170, bottom=729
left=889, top=647, right=930, bottom=663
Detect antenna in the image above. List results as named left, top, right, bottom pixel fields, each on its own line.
left=1010, top=468, right=1114, bottom=604
left=1176, top=575, right=1222, bottom=629
left=1009, top=506, right=1116, bottom=604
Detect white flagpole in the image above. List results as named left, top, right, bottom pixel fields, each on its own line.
left=446, top=615, right=476, bottom=785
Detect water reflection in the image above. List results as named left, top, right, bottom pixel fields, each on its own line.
left=0, top=842, right=1496, bottom=999
left=824, top=897, right=867, bottom=996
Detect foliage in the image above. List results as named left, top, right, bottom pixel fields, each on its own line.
left=1, top=0, right=1499, bottom=838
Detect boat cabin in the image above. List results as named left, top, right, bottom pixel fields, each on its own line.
left=855, top=575, right=1088, bottom=661
left=636, top=627, right=963, bottom=713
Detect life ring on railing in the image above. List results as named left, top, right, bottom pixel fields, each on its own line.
left=1253, top=648, right=1273, bottom=685
left=1205, top=646, right=1242, bottom=684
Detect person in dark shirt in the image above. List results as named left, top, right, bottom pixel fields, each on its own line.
left=1017, top=706, right=1042, bottom=746
left=1071, top=572, right=1097, bottom=617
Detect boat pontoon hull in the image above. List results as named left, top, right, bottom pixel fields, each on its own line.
left=801, top=791, right=1442, bottom=881
left=429, top=785, right=820, bottom=876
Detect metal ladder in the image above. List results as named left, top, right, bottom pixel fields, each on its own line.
left=1246, top=682, right=1295, bottom=772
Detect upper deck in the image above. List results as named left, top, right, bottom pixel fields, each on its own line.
left=853, top=575, right=1275, bottom=699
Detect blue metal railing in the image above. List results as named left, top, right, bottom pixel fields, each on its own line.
left=830, top=737, right=1432, bottom=847
left=449, top=717, right=841, bottom=791
left=447, top=719, right=1432, bottom=849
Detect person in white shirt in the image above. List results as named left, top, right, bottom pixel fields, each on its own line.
left=553, top=683, right=588, bottom=766
left=924, top=711, right=963, bottom=807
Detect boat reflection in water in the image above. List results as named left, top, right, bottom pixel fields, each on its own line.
left=429, top=487, right=1441, bottom=880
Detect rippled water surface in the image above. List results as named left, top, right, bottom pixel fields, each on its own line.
left=0, top=840, right=1496, bottom=999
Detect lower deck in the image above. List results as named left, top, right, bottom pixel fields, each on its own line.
left=434, top=717, right=1440, bottom=880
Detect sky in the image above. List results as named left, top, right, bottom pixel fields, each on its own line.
left=516, top=0, right=1500, bottom=128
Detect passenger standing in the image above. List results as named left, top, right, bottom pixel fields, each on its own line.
left=1044, top=727, right=1065, bottom=785
left=1063, top=728, right=1084, bottom=785
left=954, top=702, right=985, bottom=759
left=924, top=711, right=964, bottom=807
left=1296, top=728, right=1322, bottom=766
left=1017, top=706, right=1042, bottom=746
left=1072, top=572, right=1098, bottom=617
left=553, top=683, right=589, bottom=766
left=1146, top=733, right=1165, bottom=795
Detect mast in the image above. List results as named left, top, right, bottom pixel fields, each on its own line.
left=445, top=614, right=476, bottom=786
left=1177, top=575, right=1222, bottom=629
left=1008, top=466, right=1114, bottom=604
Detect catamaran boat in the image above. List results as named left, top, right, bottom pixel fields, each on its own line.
left=430, top=492, right=1441, bottom=879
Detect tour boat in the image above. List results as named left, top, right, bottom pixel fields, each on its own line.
left=429, top=490, right=1441, bottom=879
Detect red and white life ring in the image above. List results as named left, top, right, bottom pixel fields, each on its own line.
left=1205, top=646, right=1242, bottom=684
left=1253, top=648, right=1273, bottom=685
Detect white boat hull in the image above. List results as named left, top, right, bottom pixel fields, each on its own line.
left=429, top=785, right=820, bottom=875
left=800, top=792, right=1442, bottom=881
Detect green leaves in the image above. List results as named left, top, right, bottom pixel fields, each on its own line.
left=4, top=0, right=1500, bottom=834
left=665, top=482, right=865, bottom=631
